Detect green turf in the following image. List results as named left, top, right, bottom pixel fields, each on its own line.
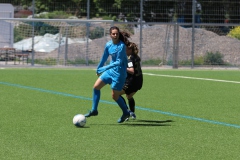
left=0, top=68, right=240, bottom=160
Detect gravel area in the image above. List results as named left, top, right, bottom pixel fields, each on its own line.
left=34, top=25, right=240, bottom=65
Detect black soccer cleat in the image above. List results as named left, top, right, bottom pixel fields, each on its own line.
left=84, top=110, right=98, bottom=117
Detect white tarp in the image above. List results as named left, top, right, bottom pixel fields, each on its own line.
left=14, top=33, right=91, bottom=52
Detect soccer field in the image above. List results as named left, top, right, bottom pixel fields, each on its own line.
left=0, top=68, right=240, bottom=160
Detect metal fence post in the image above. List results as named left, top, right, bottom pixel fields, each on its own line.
left=191, top=0, right=196, bottom=69
left=173, top=23, right=179, bottom=69
left=86, top=0, right=90, bottom=66
left=31, top=0, right=35, bottom=66
left=64, top=26, right=69, bottom=66
left=57, top=31, right=62, bottom=65
left=139, top=0, right=143, bottom=61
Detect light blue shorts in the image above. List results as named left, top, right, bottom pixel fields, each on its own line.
left=99, top=71, right=124, bottom=91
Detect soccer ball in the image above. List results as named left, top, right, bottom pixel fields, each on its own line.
left=73, top=114, right=86, bottom=127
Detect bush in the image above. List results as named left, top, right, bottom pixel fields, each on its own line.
left=14, top=27, right=24, bottom=42
left=179, top=60, right=191, bottom=65
left=34, top=58, right=56, bottom=65
left=101, top=15, right=117, bottom=21
left=68, top=59, right=97, bottom=65
left=14, top=24, right=33, bottom=42
left=89, top=27, right=104, bottom=39
left=228, top=26, right=240, bottom=40
left=22, top=21, right=59, bottom=36
left=31, top=11, right=72, bottom=36
left=204, top=51, right=224, bottom=65
left=142, top=59, right=162, bottom=66
left=179, top=56, right=204, bottom=66
left=37, top=22, right=59, bottom=35
left=38, top=11, right=72, bottom=19
left=194, top=56, right=205, bottom=65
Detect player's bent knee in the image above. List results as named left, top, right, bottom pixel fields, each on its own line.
left=112, top=95, right=119, bottom=101
left=112, top=92, right=120, bottom=101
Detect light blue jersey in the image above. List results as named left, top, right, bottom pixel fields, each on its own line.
left=97, top=40, right=128, bottom=91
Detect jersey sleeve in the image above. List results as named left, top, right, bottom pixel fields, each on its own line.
left=96, top=44, right=109, bottom=74
left=127, top=55, right=134, bottom=68
left=97, top=43, right=126, bottom=74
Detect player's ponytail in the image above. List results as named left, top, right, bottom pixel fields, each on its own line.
left=119, top=31, right=131, bottom=46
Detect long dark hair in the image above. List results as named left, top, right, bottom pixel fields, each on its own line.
left=128, top=42, right=139, bottom=55
left=109, top=26, right=130, bottom=46
left=128, top=42, right=141, bottom=61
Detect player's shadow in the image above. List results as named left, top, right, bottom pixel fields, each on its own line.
left=123, top=119, right=174, bottom=127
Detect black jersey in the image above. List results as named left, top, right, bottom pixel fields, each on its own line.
left=126, top=54, right=143, bottom=84
left=123, top=54, right=143, bottom=94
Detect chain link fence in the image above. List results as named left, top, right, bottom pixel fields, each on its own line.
left=0, top=0, right=240, bottom=68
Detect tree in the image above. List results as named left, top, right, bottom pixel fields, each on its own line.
left=224, top=0, right=240, bottom=23
left=143, top=0, right=175, bottom=22
left=4, top=0, right=240, bottom=24
left=200, top=0, right=225, bottom=23
left=71, top=0, right=86, bottom=17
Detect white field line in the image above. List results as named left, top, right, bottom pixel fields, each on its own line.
left=143, top=73, right=240, bottom=84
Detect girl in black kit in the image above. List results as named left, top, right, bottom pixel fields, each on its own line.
left=120, top=42, right=143, bottom=119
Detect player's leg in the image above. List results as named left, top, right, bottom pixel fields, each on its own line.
left=119, top=89, right=128, bottom=109
left=126, top=92, right=136, bottom=119
left=120, top=95, right=128, bottom=108
left=128, top=98, right=135, bottom=112
left=112, top=90, right=130, bottom=123
left=126, top=76, right=143, bottom=119
left=124, top=82, right=137, bottom=119
left=85, top=78, right=106, bottom=117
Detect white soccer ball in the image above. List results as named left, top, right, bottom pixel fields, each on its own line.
left=73, top=114, right=86, bottom=127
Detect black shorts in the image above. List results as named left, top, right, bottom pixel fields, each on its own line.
left=123, top=75, right=143, bottom=95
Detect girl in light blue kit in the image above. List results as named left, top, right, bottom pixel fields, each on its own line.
left=85, top=26, right=130, bottom=123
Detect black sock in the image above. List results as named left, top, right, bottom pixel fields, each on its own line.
left=128, top=98, right=135, bottom=112
left=119, top=95, right=128, bottom=110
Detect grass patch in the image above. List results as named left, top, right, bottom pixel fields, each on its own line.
left=1, top=69, right=240, bottom=159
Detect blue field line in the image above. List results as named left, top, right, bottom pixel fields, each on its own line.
left=1, top=81, right=240, bottom=129
left=0, top=81, right=92, bottom=101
